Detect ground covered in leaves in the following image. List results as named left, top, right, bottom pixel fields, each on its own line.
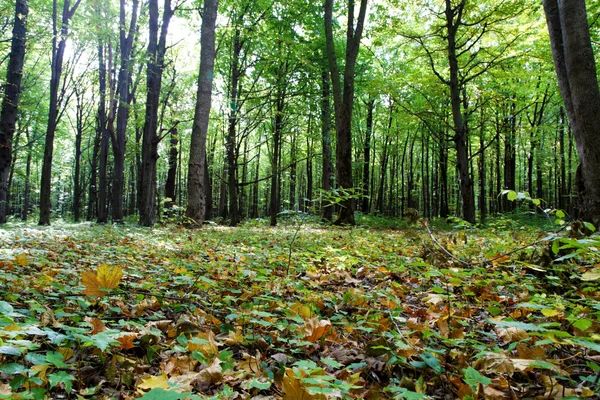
left=1, top=215, right=600, bottom=399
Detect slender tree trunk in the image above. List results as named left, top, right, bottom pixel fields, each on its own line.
left=73, top=89, right=84, bottom=222
left=320, top=71, right=334, bottom=221
left=164, top=128, right=178, bottom=212
left=226, top=28, right=242, bottom=226
left=99, top=42, right=115, bottom=223
left=270, top=82, right=285, bottom=226
left=445, top=0, right=475, bottom=223
left=324, top=0, right=368, bottom=225
left=39, top=0, right=82, bottom=225
left=111, top=0, right=139, bottom=223
left=362, top=98, right=374, bottom=213
left=185, top=0, right=219, bottom=225
left=22, top=129, right=31, bottom=221
left=0, top=0, right=28, bottom=224
left=139, top=0, right=173, bottom=226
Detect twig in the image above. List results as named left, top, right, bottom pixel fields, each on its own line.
left=421, top=221, right=471, bottom=266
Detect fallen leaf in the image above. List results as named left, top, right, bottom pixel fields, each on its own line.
left=82, top=265, right=123, bottom=296
left=302, top=317, right=332, bottom=342
left=137, top=373, right=170, bottom=392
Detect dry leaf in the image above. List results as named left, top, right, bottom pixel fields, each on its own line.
left=282, top=368, right=326, bottom=400
left=187, top=330, right=218, bottom=357
left=302, top=317, right=332, bottom=342
left=198, top=357, right=223, bottom=385
left=14, top=253, right=28, bottom=266
left=137, top=373, right=170, bottom=392
left=495, top=327, right=528, bottom=344
left=82, top=265, right=123, bottom=296
left=87, top=317, right=107, bottom=334
left=117, top=334, right=137, bottom=350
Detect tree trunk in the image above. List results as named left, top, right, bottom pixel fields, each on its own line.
left=320, top=71, right=334, bottom=221
left=185, top=0, right=219, bottom=225
left=445, top=0, right=475, bottom=223
left=0, top=0, right=28, bottom=224
left=226, top=28, right=242, bottom=227
left=112, top=0, right=139, bottom=223
left=362, top=98, right=374, bottom=213
left=324, top=0, right=368, bottom=225
left=39, top=0, right=82, bottom=225
left=73, top=88, right=84, bottom=222
left=165, top=128, right=178, bottom=211
left=22, top=128, right=31, bottom=221
left=543, top=0, right=600, bottom=226
left=139, top=0, right=173, bottom=226
left=270, top=77, right=285, bottom=226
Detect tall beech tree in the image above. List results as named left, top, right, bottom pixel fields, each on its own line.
left=186, top=0, right=220, bottom=225
left=543, top=0, right=600, bottom=226
left=39, top=0, right=83, bottom=225
left=139, top=0, right=174, bottom=226
left=112, top=0, right=139, bottom=223
left=0, top=0, right=28, bottom=224
left=324, top=0, right=368, bottom=225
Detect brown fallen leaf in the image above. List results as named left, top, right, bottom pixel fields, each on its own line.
left=282, top=368, right=326, bottom=400
left=302, top=317, right=332, bottom=342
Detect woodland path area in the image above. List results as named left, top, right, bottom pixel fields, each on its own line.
left=0, top=215, right=600, bottom=399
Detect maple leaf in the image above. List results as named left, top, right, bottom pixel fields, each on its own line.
left=14, top=253, right=28, bottom=266
left=302, top=317, right=332, bottom=342
left=117, top=334, right=137, bottom=350
left=82, top=264, right=123, bottom=296
left=187, top=330, right=218, bottom=357
left=282, top=368, right=326, bottom=400
left=137, top=373, right=170, bottom=392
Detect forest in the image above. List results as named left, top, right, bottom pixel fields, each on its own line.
left=0, top=0, right=596, bottom=227
left=2, top=0, right=600, bottom=398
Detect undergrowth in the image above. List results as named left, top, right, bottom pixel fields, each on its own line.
left=0, top=215, right=599, bottom=399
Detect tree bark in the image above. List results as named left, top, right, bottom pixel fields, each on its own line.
left=39, top=0, right=82, bottom=225
left=543, top=0, right=600, bottom=226
left=362, top=98, right=374, bottom=213
left=139, top=0, right=173, bottom=226
left=324, top=0, right=368, bottom=225
left=185, top=0, right=219, bottom=225
left=112, top=0, right=139, bottom=223
left=320, top=71, right=334, bottom=221
left=0, top=0, right=28, bottom=224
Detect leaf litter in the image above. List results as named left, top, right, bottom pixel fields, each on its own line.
left=0, top=218, right=599, bottom=399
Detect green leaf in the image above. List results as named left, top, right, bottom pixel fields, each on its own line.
left=0, top=346, right=22, bottom=356
left=48, top=371, right=76, bottom=392
left=488, top=320, right=547, bottom=332
left=139, top=388, right=201, bottom=400
left=506, top=191, right=517, bottom=201
left=0, top=301, right=14, bottom=315
left=0, top=363, right=27, bottom=374
left=321, top=357, right=342, bottom=368
left=584, top=222, right=596, bottom=232
left=46, top=351, right=69, bottom=368
left=463, top=366, right=491, bottom=389
left=572, top=318, right=593, bottom=332
left=555, top=210, right=566, bottom=218
left=248, top=378, right=271, bottom=390
left=421, top=352, right=443, bottom=374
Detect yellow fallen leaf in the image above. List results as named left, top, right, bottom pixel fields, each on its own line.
left=541, top=308, right=560, bottom=317
left=82, top=265, right=123, bottom=296
left=14, top=253, right=28, bottom=266
left=137, top=373, right=169, bottom=392
left=581, top=269, right=600, bottom=281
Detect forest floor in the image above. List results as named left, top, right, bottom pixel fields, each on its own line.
left=1, top=214, right=600, bottom=399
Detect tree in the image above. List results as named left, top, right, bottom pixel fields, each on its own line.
left=0, top=0, right=28, bottom=224
left=543, top=0, right=600, bottom=226
left=112, top=0, right=140, bottom=223
left=38, top=0, right=83, bottom=225
left=324, top=0, right=368, bottom=225
left=139, top=0, right=174, bottom=226
left=185, top=0, right=220, bottom=225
